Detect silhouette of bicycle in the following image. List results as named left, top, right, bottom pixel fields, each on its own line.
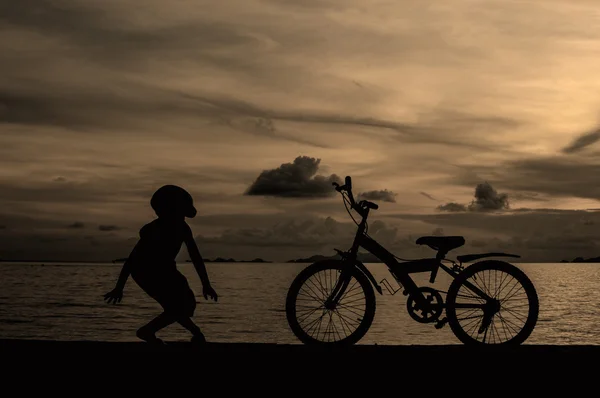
left=286, top=176, right=539, bottom=346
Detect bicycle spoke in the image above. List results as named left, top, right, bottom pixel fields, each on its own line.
left=338, top=302, right=366, bottom=314
left=455, top=292, right=486, bottom=302
left=497, top=270, right=511, bottom=296
left=336, top=303, right=365, bottom=318
left=462, top=314, right=483, bottom=333
left=330, top=314, right=343, bottom=341
left=340, top=295, right=367, bottom=306
left=501, top=285, right=525, bottom=304
left=306, top=277, right=328, bottom=299
left=497, top=312, right=520, bottom=336
left=300, top=282, right=323, bottom=302
left=456, top=307, right=480, bottom=319
left=498, top=279, right=521, bottom=303
left=496, top=313, right=515, bottom=340
left=496, top=313, right=511, bottom=341
left=335, top=310, right=353, bottom=337
left=457, top=314, right=485, bottom=322
left=298, top=306, right=323, bottom=325
left=466, top=316, right=483, bottom=339
left=304, top=312, right=325, bottom=335
left=335, top=307, right=361, bottom=326
left=296, top=305, right=324, bottom=316
left=298, top=287, right=320, bottom=302
left=452, top=303, right=486, bottom=309
left=502, top=307, right=528, bottom=323
left=338, top=280, right=360, bottom=301
left=314, top=272, right=329, bottom=298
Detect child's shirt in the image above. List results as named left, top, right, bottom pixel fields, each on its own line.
left=130, top=218, right=189, bottom=276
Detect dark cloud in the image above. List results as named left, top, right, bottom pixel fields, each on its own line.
left=0, top=1, right=262, bottom=69
left=468, top=182, right=510, bottom=211
left=451, top=156, right=600, bottom=201
left=194, top=216, right=432, bottom=261
left=180, top=94, right=523, bottom=153
left=181, top=93, right=431, bottom=141
left=3, top=206, right=600, bottom=262
left=431, top=227, right=444, bottom=236
left=389, top=208, right=600, bottom=239
left=0, top=1, right=523, bottom=150
left=437, top=202, right=468, bottom=212
left=0, top=85, right=417, bottom=148
left=511, top=192, right=549, bottom=202
left=470, top=239, right=488, bottom=248
left=0, top=230, right=138, bottom=262
left=37, top=236, right=69, bottom=243
left=438, top=182, right=509, bottom=212
left=98, top=225, right=121, bottom=232
left=420, top=192, right=437, bottom=201
left=357, top=189, right=397, bottom=203
left=0, top=167, right=246, bottom=209
left=562, top=128, right=600, bottom=154
left=385, top=208, right=600, bottom=262
left=365, top=220, right=399, bottom=243
left=198, top=216, right=347, bottom=248
left=0, top=1, right=408, bottom=141
left=245, top=156, right=342, bottom=198
left=67, top=222, right=85, bottom=229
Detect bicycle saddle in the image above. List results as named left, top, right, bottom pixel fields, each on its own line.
left=416, top=236, right=465, bottom=252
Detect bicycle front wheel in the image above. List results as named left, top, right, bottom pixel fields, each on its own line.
left=285, top=259, right=376, bottom=345
left=445, top=260, right=539, bottom=346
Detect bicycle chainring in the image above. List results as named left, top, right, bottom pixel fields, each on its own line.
left=406, top=287, right=444, bottom=324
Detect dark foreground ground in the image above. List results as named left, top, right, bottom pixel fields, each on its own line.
left=1, top=339, right=596, bottom=391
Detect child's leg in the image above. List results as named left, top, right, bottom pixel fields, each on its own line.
left=137, top=312, right=176, bottom=342
left=177, top=316, right=203, bottom=337
left=175, top=289, right=203, bottom=339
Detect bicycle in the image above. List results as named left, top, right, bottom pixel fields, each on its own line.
left=285, top=176, right=539, bottom=346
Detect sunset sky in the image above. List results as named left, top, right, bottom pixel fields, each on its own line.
left=2, top=0, right=600, bottom=262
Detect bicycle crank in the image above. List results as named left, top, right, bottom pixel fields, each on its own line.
left=406, top=287, right=444, bottom=324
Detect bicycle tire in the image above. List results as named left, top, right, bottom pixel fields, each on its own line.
left=285, top=259, right=376, bottom=345
left=445, top=260, right=539, bottom=346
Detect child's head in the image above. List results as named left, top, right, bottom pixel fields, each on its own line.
left=150, top=185, right=197, bottom=219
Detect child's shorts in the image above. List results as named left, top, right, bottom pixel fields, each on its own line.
left=133, top=269, right=197, bottom=318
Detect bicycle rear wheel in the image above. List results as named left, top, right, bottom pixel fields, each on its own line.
left=445, top=260, right=539, bottom=345
left=285, top=259, right=376, bottom=345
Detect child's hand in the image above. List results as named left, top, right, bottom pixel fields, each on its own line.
left=203, top=285, right=218, bottom=302
left=104, top=288, right=123, bottom=304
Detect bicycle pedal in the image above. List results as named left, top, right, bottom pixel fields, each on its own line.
left=435, top=317, right=448, bottom=329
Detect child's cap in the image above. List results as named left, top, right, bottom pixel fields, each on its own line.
left=151, top=185, right=197, bottom=218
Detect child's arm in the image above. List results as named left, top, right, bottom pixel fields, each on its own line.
left=184, top=224, right=218, bottom=301
left=104, top=240, right=141, bottom=304
left=184, top=226, right=210, bottom=286
left=116, top=240, right=144, bottom=289
left=114, top=255, right=133, bottom=291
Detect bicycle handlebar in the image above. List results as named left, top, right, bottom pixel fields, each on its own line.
left=332, top=176, right=379, bottom=215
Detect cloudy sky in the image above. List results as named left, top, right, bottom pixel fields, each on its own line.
left=2, top=0, right=600, bottom=262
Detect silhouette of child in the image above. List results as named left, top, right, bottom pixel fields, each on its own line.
left=104, top=185, right=218, bottom=344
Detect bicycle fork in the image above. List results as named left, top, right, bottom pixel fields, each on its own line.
left=325, top=269, right=353, bottom=310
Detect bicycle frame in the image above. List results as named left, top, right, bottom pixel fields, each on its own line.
left=327, top=177, right=520, bottom=313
